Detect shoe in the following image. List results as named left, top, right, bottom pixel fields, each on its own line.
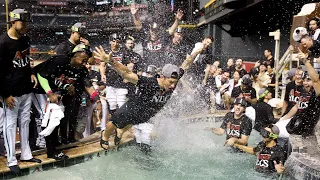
left=21, top=158, right=42, bottom=163
left=9, top=165, right=20, bottom=175
left=48, top=152, right=69, bottom=161
left=100, top=130, right=109, bottom=150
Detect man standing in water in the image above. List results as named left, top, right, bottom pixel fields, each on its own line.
left=234, top=125, right=285, bottom=176
left=210, top=98, right=252, bottom=148
left=94, top=43, right=206, bottom=149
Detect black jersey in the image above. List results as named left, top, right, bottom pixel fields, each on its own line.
left=54, top=40, right=76, bottom=56
left=283, top=81, right=304, bottom=115
left=254, top=142, right=285, bottom=174
left=0, top=33, right=34, bottom=98
left=35, top=55, right=90, bottom=97
left=220, top=112, right=252, bottom=140
left=111, top=69, right=184, bottom=129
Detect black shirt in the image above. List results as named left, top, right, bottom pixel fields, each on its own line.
left=0, top=33, right=33, bottom=98
left=231, top=86, right=257, bottom=106
left=35, top=55, right=90, bottom=98
left=111, top=69, right=184, bottom=128
left=140, top=25, right=171, bottom=68
left=54, top=40, right=76, bottom=56
left=163, top=42, right=189, bottom=66
left=122, top=48, right=145, bottom=73
left=283, top=81, right=304, bottom=115
left=103, top=49, right=130, bottom=88
left=220, top=112, right=252, bottom=140
left=254, top=142, right=285, bottom=174
left=264, top=57, right=275, bottom=68
left=252, top=101, right=277, bottom=132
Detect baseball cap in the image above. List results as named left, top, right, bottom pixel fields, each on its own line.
left=270, top=124, right=280, bottom=135
left=147, top=65, right=157, bottom=74
left=72, top=44, right=92, bottom=57
left=302, top=71, right=311, bottom=80
left=162, top=64, right=179, bottom=79
left=286, top=68, right=297, bottom=80
left=109, top=33, right=122, bottom=42
left=258, top=88, right=269, bottom=100
left=293, top=27, right=308, bottom=42
left=234, top=97, right=247, bottom=107
left=241, top=74, right=252, bottom=85
left=9, top=9, right=31, bottom=22
left=71, top=22, right=87, bottom=35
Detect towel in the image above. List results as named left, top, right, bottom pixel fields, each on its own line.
left=39, top=103, right=65, bottom=137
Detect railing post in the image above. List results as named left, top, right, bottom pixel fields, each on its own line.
left=269, top=30, right=281, bottom=98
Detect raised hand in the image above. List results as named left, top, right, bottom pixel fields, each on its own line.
left=297, top=47, right=308, bottom=64
left=130, top=2, right=138, bottom=15
left=94, top=46, right=112, bottom=63
left=175, top=9, right=184, bottom=21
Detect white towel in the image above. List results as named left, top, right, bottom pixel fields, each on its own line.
left=39, top=103, right=65, bottom=137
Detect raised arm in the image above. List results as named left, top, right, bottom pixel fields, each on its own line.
left=130, top=3, right=142, bottom=31
left=94, top=46, right=139, bottom=85
left=298, top=47, right=320, bottom=96
left=168, top=9, right=183, bottom=35
left=180, top=44, right=205, bottom=71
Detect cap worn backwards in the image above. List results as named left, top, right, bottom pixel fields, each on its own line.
left=258, top=88, right=269, bottom=100
left=162, top=64, right=179, bottom=79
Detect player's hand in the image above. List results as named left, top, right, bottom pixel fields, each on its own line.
left=175, top=9, right=184, bottom=21
left=94, top=46, right=113, bottom=63
left=47, top=93, right=61, bottom=104
left=274, top=161, right=285, bottom=174
left=31, top=74, right=38, bottom=88
left=297, top=47, right=308, bottom=64
left=224, top=138, right=236, bottom=146
left=101, top=74, right=106, bottom=83
left=130, top=2, right=138, bottom=15
left=5, top=96, right=16, bottom=109
left=66, top=85, right=75, bottom=96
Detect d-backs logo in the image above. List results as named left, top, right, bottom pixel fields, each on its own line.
left=227, top=122, right=241, bottom=138
left=289, top=89, right=301, bottom=104
left=147, top=40, right=162, bottom=52
left=12, top=48, right=30, bottom=68
left=151, top=90, right=170, bottom=104
left=112, top=54, right=123, bottom=63
left=256, top=154, right=270, bottom=169
left=298, top=93, right=311, bottom=110
left=54, top=74, right=77, bottom=90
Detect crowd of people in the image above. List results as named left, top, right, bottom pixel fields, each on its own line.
left=0, top=4, right=320, bottom=178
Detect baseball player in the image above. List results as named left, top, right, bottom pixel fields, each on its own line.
left=0, top=9, right=41, bottom=174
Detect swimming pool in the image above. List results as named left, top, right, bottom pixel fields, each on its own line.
left=17, top=121, right=286, bottom=180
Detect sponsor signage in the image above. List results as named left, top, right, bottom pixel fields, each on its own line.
left=38, top=0, right=67, bottom=6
